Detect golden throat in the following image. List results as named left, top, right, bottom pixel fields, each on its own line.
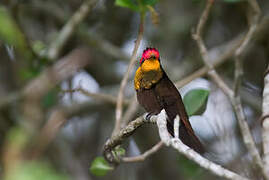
left=134, top=59, right=163, bottom=90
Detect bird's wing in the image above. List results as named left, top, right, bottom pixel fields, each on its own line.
left=154, top=73, right=194, bottom=133
left=154, top=72, right=204, bottom=153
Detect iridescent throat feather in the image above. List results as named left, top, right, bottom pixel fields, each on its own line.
left=134, top=59, right=163, bottom=90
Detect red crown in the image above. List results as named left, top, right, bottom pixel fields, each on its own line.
left=140, top=47, right=160, bottom=64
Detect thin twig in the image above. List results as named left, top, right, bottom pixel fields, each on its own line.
left=234, top=1, right=260, bottom=95
left=154, top=111, right=249, bottom=180
left=103, top=113, right=156, bottom=163
left=121, top=95, right=139, bottom=128
left=1, top=15, right=269, bottom=110
left=233, top=56, right=243, bottom=96
left=193, top=0, right=267, bottom=178
left=78, top=29, right=130, bottom=61
left=262, top=65, right=269, bottom=176
left=47, top=0, right=98, bottom=60
left=170, top=138, right=248, bottom=180
left=61, top=88, right=130, bottom=105
left=192, top=0, right=234, bottom=97
left=23, top=48, right=91, bottom=100
left=175, top=41, right=239, bottom=88
left=192, top=0, right=214, bottom=70
left=104, top=109, right=249, bottom=180
left=30, top=109, right=67, bottom=159
left=231, top=0, right=267, bottom=178
left=113, top=13, right=145, bottom=135
left=122, top=141, right=163, bottom=163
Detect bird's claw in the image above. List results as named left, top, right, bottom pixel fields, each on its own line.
left=144, top=111, right=159, bottom=121
left=145, top=113, right=153, bottom=121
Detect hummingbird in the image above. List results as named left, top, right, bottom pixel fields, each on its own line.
left=134, top=47, right=204, bottom=153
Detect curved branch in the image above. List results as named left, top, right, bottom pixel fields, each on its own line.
left=103, top=114, right=156, bottom=163
left=193, top=0, right=267, bottom=178
left=47, top=0, right=98, bottom=60
left=113, top=13, right=145, bottom=135
left=122, top=141, right=163, bottom=163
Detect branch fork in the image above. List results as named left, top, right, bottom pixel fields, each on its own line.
left=155, top=110, right=249, bottom=180
left=103, top=109, right=249, bottom=180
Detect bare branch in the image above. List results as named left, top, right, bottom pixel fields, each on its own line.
left=262, top=65, right=269, bottom=176
left=47, top=0, right=98, bottom=60
left=193, top=0, right=267, bottom=178
left=156, top=110, right=171, bottom=146
left=121, top=95, right=139, bottom=128
left=113, top=13, right=145, bottom=135
left=192, top=0, right=214, bottom=69
left=78, top=29, right=130, bottom=61
left=103, top=114, right=156, bottom=163
left=192, top=0, right=234, bottom=97
left=30, top=109, right=67, bottom=159
left=1, top=15, right=269, bottom=110
left=106, top=109, right=249, bottom=180
left=20, top=47, right=92, bottom=143
left=170, top=139, right=248, bottom=180
left=154, top=110, right=249, bottom=180
left=122, top=141, right=163, bottom=163
left=61, top=88, right=130, bottom=105
left=231, top=0, right=268, bottom=178
left=234, top=0, right=260, bottom=96
left=23, top=48, right=91, bottom=100
left=233, top=56, right=243, bottom=96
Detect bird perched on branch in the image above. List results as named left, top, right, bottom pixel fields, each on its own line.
left=134, top=47, right=204, bottom=153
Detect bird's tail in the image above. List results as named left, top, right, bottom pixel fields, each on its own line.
left=167, top=120, right=205, bottom=154
left=179, top=124, right=205, bottom=154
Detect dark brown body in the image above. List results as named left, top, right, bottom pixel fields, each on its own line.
left=137, top=70, right=204, bottom=153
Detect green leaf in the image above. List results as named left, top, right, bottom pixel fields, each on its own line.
left=177, top=155, right=202, bottom=178
left=32, top=40, right=47, bottom=57
left=19, top=69, right=40, bottom=81
left=183, top=89, right=209, bottom=116
left=115, top=0, right=158, bottom=12
left=141, top=0, right=158, bottom=6
left=6, top=161, right=69, bottom=180
left=0, top=6, right=26, bottom=51
left=42, top=89, right=59, bottom=109
left=115, top=0, right=140, bottom=11
left=6, top=127, right=28, bottom=149
left=90, top=157, right=113, bottom=177
left=114, top=147, right=125, bottom=157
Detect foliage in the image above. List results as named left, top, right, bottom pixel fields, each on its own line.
left=90, top=147, right=125, bottom=177
left=113, top=146, right=126, bottom=157
left=90, top=157, right=114, bottom=177
left=177, top=155, right=202, bottom=178
left=115, top=0, right=158, bottom=12
left=6, top=161, right=69, bottom=180
left=6, top=127, right=29, bottom=150
left=183, top=89, right=209, bottom=116
left=42, top=88, right=59, bottom=109
left=0, top=6, right=26, bottom=51
left=32, top=40, right=47, bottom=57
left=5, top=128, right=68, bottom=180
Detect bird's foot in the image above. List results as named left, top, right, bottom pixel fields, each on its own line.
left=145, top=113, right=153, bottom=121
left=144, top=111, right=159, bottom=121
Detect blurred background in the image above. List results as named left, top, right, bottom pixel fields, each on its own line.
left=0, top=0, right=269, bottom=179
